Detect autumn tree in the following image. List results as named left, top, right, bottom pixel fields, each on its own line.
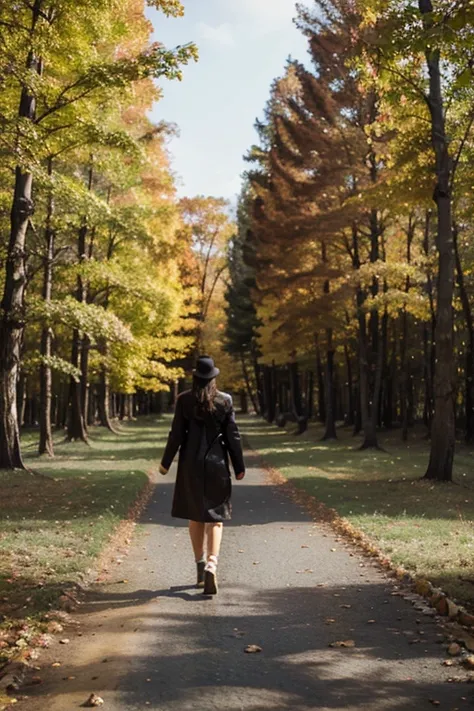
left=360, top=0, right=474, bottom=479
left=0, top=0, right=197, bottom=466
left=178, top=197, right=234, bottom=356
left=224, top=186, right=261, bottom=412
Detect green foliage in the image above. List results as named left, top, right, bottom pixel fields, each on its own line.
left=22, top=354, right=82, bottom=381
left=30, top=296, right=133, bottom=344
left=224, top=188, right=261, bottom=358
left=0, top=0, right=202, bottom=443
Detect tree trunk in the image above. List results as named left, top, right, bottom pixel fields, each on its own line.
left=358, top=299, right=380, bottom=449
left=320, top=243, right=337, bottom=438
left=344, top=344, right=355, bottom=427
left=359, top=314, right=378, bottom=449
left=453, top=224, right=474, bottom=443
left=87, top=385, right=96, bottom=427
left=241, top=353, right=258, bottom=414
left=0, top=1, right=43, bottom=468
left=263, top=365, right=276, bottom=422
left=110, top=392, right=117, bottom=419
left=420, top=0, right=455, bottom=481
left=401, top=216, right=415, bottom=442
left=66, top=163, right=93, bottom=443
left=119, top=393, right=126, bottom=420
left=80, top=223, right=96, bottom=429
left=289, top=361, right=302, bottom=417
left=353, top=381, right=362, bottom=436
left=359, top=206, right=382, bottom=449
left=322, top=328, right=337, bottom=440
left=358, top=301, right=384, bottom=450
left=97, top=358, right=116, bottom=431
left=351, top=219, right=380, bottom=448
left=17, top=374, right=27, bottom=429
left=80, top=335, right=91, bottom=431
left=382, top=323, right=396, bottom=429
left=61, top=383, right=69, bottom=429
left=253, top=358, right=264, bottom=416
left=67, top=329, right=88, bottom=441
left=315, top=336, right=326, bottom=423
left=422, top=211, right=436, bottom=430
left=39, top=157, right=55, bottom=456
left=307, top=370, right=314, bottom=419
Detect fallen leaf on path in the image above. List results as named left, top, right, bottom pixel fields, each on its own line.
left=301, top=545, right=309, bottom=549
left=51, top=662, right=61, bottom=667
left=447, top=643, right=462, bottom=656
left=329, top=640, right=355, bottom=648
left=244, top=645, right=263, bottom=654
left=84, top=693, right=104, bottom=707
left=330, top=548, right=337, bottom=552
left=47, top=621, right=63, bottom=634
left=442, top=660, right=455, bottom=666
left=340, top=604, right=352, bottom=609
left=59, top=639, right=70, bottom=645
left=325, top=618, right=336, bottom=624
left=367, top=620, right=376, bottom=624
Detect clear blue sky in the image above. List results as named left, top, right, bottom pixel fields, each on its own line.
left=146, top=0, right=309, bottom=201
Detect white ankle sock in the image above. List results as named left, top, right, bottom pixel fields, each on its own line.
left=205, top=555, right=218, bottom=572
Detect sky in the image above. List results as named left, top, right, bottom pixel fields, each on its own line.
left=146, top=0, right=309, bottom=201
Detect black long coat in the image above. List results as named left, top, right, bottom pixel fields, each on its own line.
left=161, top=390, right=245, bottom=523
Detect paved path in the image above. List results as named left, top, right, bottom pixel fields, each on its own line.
left=22, top=451, right=469, bottom=710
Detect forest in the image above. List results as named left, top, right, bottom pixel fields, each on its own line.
left=226, top=0, right=474, bottom=483
left=0, top=0, right=235, bottom=467
left=1, top=0, right=474, bottom=486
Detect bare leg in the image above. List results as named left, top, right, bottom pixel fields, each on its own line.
left=203, top=523, right=223, bottom=595
left=189, top=520, right=206, bottom=562
left=206, top=522, right=223, bottom=560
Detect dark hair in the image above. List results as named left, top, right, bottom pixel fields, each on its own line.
left=192, top=376, right=217, bottom=416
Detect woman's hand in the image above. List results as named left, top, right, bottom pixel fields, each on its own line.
left=159, top=464, right=168, bottom=476
left=235, top=472, right=245, bottom=481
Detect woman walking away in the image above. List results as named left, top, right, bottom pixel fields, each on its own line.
left=159, top=356, right=246, bottom=595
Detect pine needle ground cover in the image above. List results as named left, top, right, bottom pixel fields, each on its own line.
left=242, top=416, right=474, bottom=608
left=0, top=418, right=167, bottom=664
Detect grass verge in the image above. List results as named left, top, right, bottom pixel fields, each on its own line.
left=241, top=416, right=474, bottom=609
left=0, top=416, right=168, bottom=671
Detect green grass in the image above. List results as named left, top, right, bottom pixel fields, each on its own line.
left=241, top=416, right=474, bottom=608
left=0, top=416, right=169, bottom=663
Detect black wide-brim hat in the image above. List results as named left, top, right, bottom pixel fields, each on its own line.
left=193, top=355, right=220, bottom=380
